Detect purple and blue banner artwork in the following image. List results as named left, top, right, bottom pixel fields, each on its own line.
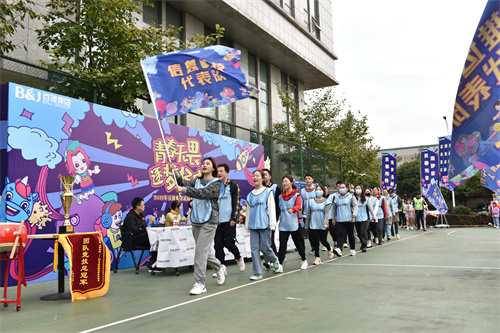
left=381, top=153, right=397, bottom=190
left=0, top=83, right=264, bottom=286
left=438, top=136, right=454, bottom=190
left=421, top=148, right=438, bottom=195
left=448, top=0, right=500, bottom=189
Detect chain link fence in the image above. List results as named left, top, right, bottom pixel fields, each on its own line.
left=1, top=55, right=341, bottom=185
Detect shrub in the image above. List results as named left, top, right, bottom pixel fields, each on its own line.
left=452, top=206, right=472, bottom=215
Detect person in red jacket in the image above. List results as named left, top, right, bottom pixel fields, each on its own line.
left=277, top=175, right=308, bottom=271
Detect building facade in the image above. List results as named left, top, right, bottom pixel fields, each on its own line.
left=378, top=144, right=439, bottom=165
left=5, top=0, right=338, bottom=145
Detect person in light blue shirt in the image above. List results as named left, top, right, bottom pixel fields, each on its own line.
left=331, top=182, right=358, bottom=257
left=354, top=184, right=376, bottom=252
left=305, top=184, right=334, bottom=265
left=245, top=170, right=280, bottom=280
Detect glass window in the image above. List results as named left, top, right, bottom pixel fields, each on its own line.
left=248, top=53, right=257, bottom=85
left=220, top=103, right=232, bottom=122
left=143, top=1, right=160, bottom=28
left=284, top=0, right=294, bottom=16
left=205, top=107, right=218, bottom=134
left=259, top=102, right=269, bottom=131
left=249, top=98, right=258, bottom=132
left=165, top=4, right=182, bottom=39
left=259, top=59, right=268, bottom=91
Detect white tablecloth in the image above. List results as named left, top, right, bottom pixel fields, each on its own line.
left=147, top=224, right=295, bottom=269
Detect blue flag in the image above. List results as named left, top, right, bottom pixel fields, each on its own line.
left=421, top=148, right=439, bottom=195
left=141, top=46, right=258, bottom=119
left=448, top=0, right=500, bottom=189
left=480, top=163, right=500, bottom=198
left=438, top=136, right=454, bottom=190
left=381, top=153, right=397, bottom=190
left=426, top=179, right=449, bottom=214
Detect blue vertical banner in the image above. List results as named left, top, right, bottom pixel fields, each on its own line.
left=480, top=163, right=500, bottom=198
left=438, top=136, right=453, bottom=190
left=141, top=46, right=258, bottom=119
left=426, top=179, right=449, bottom=214
left=381, top=153, right=397, bottom=190
left=448, top=0, right=500, bottom=189
left=421, top=148, right=439, bottom=195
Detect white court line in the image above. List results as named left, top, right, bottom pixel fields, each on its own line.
left=323, top=263, right=500, bottom=270
left=447, top=229, right=500, bottom=242
left=80, top=231, right=431, bottom=333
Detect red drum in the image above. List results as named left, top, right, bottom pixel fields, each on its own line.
left=0, top=223, right=28, bottom=252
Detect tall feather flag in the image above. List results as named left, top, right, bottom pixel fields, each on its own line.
left=448, top=0, right=500, bottom=190
left=141, top=46, right=258, bottom=119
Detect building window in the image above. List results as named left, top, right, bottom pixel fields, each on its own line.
left=249, top=98, right=258, bottom=143
left=259, top=59, right=270, bottom=132
left=143, top=1, right=161, bottom=28
left=165, top=3, right=183, bottom=39
left=283, top=0, right=294, bottom=16
left=303, top=0, right=320, bottom=39
left=248, top=52, right=257, bottom=86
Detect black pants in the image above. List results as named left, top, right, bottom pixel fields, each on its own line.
left=308, top=229, right=331, bottom=257
left=336, top=222, right=355, bottom=250
left=278, top=229, right=306, bottom=264
left=133, top=232, right=157, bottom=265
left=415, top=210, right=424, bottom=229
left=214, top=222, right=241, bottom=265
left=368, top=222, right=378, bottom=241
left=328, top=220, right=338, bottom=246
left=354, top=220, right=369, bottom=247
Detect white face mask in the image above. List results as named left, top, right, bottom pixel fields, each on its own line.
left=355, top=189, right=362, bottom=195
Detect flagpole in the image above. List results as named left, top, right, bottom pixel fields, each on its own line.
left=443, top=116, right=455, bottom=209
left=141, top=62, right=181, bottom=195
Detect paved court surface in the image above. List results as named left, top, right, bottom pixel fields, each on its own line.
left=1, top=227, right=499, bottom=332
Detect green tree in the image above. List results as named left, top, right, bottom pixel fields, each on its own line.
left=396, top=156, right=420, bottom=196
left=0, top=0, right=37, bottom=54
left=36, top=0, right=224, bottom=113
left=267, top=85, right=379, bottom=186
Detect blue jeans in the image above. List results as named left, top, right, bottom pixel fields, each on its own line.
left=250, top=229, right=278, bottom=275
left=385, top=224, right=392, bottom=238
left=493, top=216, right=499, bottom=227
left=377, top=218, right=386, bottom=243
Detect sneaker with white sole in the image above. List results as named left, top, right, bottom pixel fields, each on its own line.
left=277, top=264, right=283, bottom=273
left=321, top=246, right=327, bottom=251
left=300, top=260, right=308, bottom=270
left=216, top=265, right=226, bottom=285
left=309, top=250, right=315, bottom=255
left=313, top=257, right=321, bottom=265
left=367, top=240, right=372, bottom=248
left=189, top=282, right=207, bottom=295
left=350, top=249, right=356, bottom=256
left=250, top=274, right=262, bottom=280
left=263, top=262, right=271, bottom=270
left=333, top=248, right=342, bottom=257
left=343, top=243, right=348, bottom=248
left=273, top=261, right=280, bottom=273
left=396, top=234, right=400, bottom=239
left=374, top=238, right=379, bottom=245
left=236, top=258, right=246, bottom=272
left=328, top=248, right=334, bottom=260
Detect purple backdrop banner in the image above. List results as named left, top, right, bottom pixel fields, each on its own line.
left=0, top=83, right=264, bottom=286
left=438, top=136, right=454, bottom=190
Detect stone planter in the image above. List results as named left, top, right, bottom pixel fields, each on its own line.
left=425, top=214, right=490, bottom=227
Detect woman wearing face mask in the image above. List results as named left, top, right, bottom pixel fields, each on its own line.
left=365, top=188, right=379, bottom=247
left=245, top=170, right=280, bottom=280
left=305, top=184, right=334, bottom=265
left=372, top=187, right=387, bottom=245
left=277, top=175, right=308, bottom=271
left=383, top=189, right=395, bottom=241
left=354, top=185, right=376, bottom=252
left=332, top=183, right=358, bottom=256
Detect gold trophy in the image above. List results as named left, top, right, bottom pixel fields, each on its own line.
left=59, top=175, right=75, bottom=234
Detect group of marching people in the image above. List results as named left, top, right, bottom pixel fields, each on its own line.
left=168, top=157, right=416, bottom=295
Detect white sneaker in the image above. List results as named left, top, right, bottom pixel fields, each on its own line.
left=273, top=261, right=280, bottom=273
left=396, top=234, right=400, bottom=239
left=350, top=249, right=356, bottom=256
left=216, top=265, right=226, bottom=285
left=300, top=260, right=308, bottom=270
left=343, top=243, right=348, bottom=248
left=333, top=248, right=342, bottom=257
left=321, top=246, right=327, bottom=251
left=212, top=272, right=217, bottom=278
left=189, top=282, right=207, bottom=295
left=374, top=238, right=379, bottom=245
left=367, top=240, right=372, bottom=248
left=250, top=274, right=262, bottom=280
left=277, top=264, right=283, bottom=273
left=236, top=258, right=246, bottom=272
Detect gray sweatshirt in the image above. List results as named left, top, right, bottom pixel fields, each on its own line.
left=176, top=175, right=221, bottom=224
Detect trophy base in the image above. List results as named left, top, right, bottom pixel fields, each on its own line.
left=59, top=225, right=74, bottom=234
left=40, top=292, right=71, bottom=301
